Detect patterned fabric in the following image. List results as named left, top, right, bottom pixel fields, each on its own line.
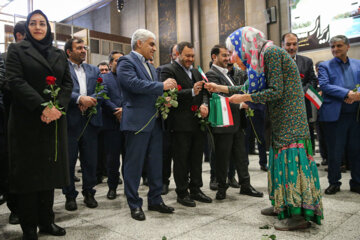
left=228, top=45, right=323, bottom=225
left=268, top=140, right=323, bottom=224
left=228, top=27, right=273, bottom=93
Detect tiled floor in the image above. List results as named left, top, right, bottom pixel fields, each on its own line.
left=1, top=153, right=360, bottom=240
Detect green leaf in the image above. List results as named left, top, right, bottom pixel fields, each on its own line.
left=43, top=89, right=51, bottom=94
left=54, top=87, right=61, bottom=95
left=170, top=100, right=178, bottom=108
left=269, top=235, right=276, bottom=240
left=162, top=236, right=167, bottom=240
left=259, top=224, right=271, bottom=229
left=41, top=102, right=49, bottom=106
left=61, top=111, right=66, bottom=115
left=163, top=92, right=168, bottom=97
left=162, top=113, right=168, bottom=119
left=165, top=108, right=170, bottom=113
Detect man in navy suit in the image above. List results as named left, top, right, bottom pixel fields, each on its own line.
left=319, top=35, right=360, bottom=195
left=117, top=29, right=176, bottom=221
left=101, top=51, right=124, bottom=200
left=62, top=38, right=101, bottom=210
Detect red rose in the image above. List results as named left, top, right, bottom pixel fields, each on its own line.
left=177, top=85, right=182, bottom=91
left=45, top=76, right=56, bottom=85
left=300, top=73, right=305, bottom=79
left=97, top=77, right=103, bottom=83
left=191, top=105, right=198, bottom=112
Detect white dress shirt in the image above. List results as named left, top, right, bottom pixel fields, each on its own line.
left=69, top=60, right=87, bottom=104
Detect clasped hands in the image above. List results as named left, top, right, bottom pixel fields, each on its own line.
left=41, top=106, right=62, bottom=124
left=345, top=91, right=360, bottom=104
left=78, top=95, right=97, bottom=113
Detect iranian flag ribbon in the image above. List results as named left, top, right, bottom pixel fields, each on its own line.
left=305, top=85, right=323, bottom=109
left=209, top=93, right=234, bottom=127
left=197, top=66, right=209, bottom=82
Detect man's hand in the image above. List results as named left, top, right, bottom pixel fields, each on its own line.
left=163, top=78, right=177, bottom=90
left=193, top=81, right=204, bottom=96
left=199, top=104, right=208, bottom=118
left=41, top=106, right=62, bottom=124
left=113, top=107, right=123, bottom=121
left=78, top=104, right=88, bottom=113
left=204, top=82, right=229, bottom=93
left=241, top=102, right=249, bottom=109
left=79, top=96, right=97, bottom=107
left=345, top=91, right=360, bottom=104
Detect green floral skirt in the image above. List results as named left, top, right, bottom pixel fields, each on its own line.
left=268, top=139, right=323, bottom=224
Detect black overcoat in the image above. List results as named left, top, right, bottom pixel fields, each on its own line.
left=6, top=40, right=73, bottom=193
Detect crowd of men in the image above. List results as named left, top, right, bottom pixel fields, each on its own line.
left=1, top=22, right=360, bottom=224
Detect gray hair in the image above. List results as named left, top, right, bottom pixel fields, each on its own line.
left=330, top=35, right=349, bottom=45
left=131, top=29, right=156, bottom=50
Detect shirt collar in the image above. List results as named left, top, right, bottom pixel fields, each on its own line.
left=175, top=59, right=193, bottom=71
left=335, top=56, right=349, bottom=64
left=69, top=59, right=83, bottom=69
left=212, top=64, right=228, bottom=75
left=132, top=50, right=146, bottom=63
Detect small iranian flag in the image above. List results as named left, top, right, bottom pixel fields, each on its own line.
left=209, top=93, right=234, bottom=127
left=197, top=66, right=208, bottom=82
left=305, top=85, right=323, bottom=109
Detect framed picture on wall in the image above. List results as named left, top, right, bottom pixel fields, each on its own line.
left=290, top=0, right=360, bottom=51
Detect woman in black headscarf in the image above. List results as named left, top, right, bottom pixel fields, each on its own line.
left=6, top=10, right=73, bottom=240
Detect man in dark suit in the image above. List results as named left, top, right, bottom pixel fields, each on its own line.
left=156, top=44, right=177, bottom=195
left=318, top=35, right=360, bottom=195
left=101, top=51, right=124, bottom=200
left=0, top=21, right=26, bottom=225
left=206, top=45, right=263, bottom=200
left=282, top=33, right=318, bottom=151
left=160, top=41, right=212, bottom=207
left=62, top=38, right=101, bottom=211
left=117, top=29, right=176, bottom=221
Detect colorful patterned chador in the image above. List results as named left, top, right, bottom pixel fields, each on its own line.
left=227, top=27, right=323, bottom=224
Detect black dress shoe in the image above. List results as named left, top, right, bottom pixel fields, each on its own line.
left=190, top=190, right=212, bottom=203
left=9, top=212, right=19, bottom=225
left=177, top=195, right=196, bottom=207
left=148, top=202, right=174, bottom=213
left=325, top=185, right=340, bottom=195
left=209, top=179, right=218, bottom=191
left=131, top=207, right=145, bottom=221
left=0, top=194, right=5, bottom=205
left=321, top=159, right=328, bottom=166
left=228, top=177, right=240, bottom=188
left=350, top=186, right=360, bottom=194
left=83, top=192, right=98, bottom=208
left=39, top=223, right=66, bottom=236
left=65, top=197, right=77, bottom=211
left=240, top=185, right=264, bottom=197
left=161, top=184, right=169, bottom=195
left=260, top=165, right=268, bottom=172
left=216, top=189, right=226, bottom=200
left=107, top=189, right=117, bottom=200
left=119, top=178, right=123, bottom=184
left=74, top=176, right=80, bottom=182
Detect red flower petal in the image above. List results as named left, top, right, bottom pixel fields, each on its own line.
left=177, top=84, right=182, bottom=91
left=191, top=105, right=198, bottom=112
left=45, top=76, right=56, bottom=85
left=97, top=77, right=103, bottom=83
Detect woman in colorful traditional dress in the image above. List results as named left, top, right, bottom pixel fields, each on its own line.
left=205, top=26, right=323, bottom=231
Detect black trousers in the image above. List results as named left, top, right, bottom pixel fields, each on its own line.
left=162, top=130, right=172, bottom=185
left=17, top=189, right=54, bottom=231
left=214, top=129, right=250, bottom=190
left=172, top=130, right=204, bottom=197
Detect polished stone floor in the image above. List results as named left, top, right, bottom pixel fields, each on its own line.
left=1, top=152, right=360, bottom=240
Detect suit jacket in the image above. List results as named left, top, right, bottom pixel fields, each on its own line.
left=160, top=61, right=208, bottom=132
left=67, top=61, right=102, bottom=129
left=117, top=52, right=163, bottom=132
left=319, top=57, right=360, bottom=122
left=6, top=41, right=73, bottom=193
left=101, top=72, right=123, bottom=130
left=206, top=65, right=246, bottom=134
left=295, top=54, right=318, bottom=119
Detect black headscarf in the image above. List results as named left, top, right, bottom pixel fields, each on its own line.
left=25, top=10, right=53, bottom=58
